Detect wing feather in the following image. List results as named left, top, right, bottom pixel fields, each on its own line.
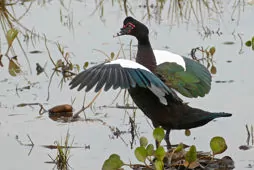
left=70, top=67, right=91, bottom=89
left=125, top=71, right=136, bottom=88
left=94, top=68, right=108, bottom=92
left=77, top=68, right=97, bottom=91
left=104, top=66, right=113, bottom=91
left=119, top=69, right=129, bottom=89
left=111, top=66, right=119, bottom=90
left=69, top=59, right=181, bottom=103
left=155, top=50, right=211, bottom=98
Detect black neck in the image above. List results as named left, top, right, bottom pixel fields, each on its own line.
left=136, top=36, right=157, bottom=72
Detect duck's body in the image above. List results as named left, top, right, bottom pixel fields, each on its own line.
left=70, top=17, right=232, bottom=148
left=129, top=86, right=229, bottom=131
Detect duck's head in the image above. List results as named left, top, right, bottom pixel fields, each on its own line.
left=115, top=17, right=149, bottom=39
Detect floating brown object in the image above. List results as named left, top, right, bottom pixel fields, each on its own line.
left=49, top=104, right=73, bottom=113
left=48, top=104, right=73, bottom=121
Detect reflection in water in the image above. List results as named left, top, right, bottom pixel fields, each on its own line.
left=239, top=124, right=254, bottom=151
left=15, top=134, right=34, bottom=156
left=190, top=46, right=217, bottom=75
left=231, top=0, right=246, bottom=25
left=0, top=0, right=247, bottom=78
left=46, top=131, right=72, bottom=170
left=93, top=0, right=246, bottom=26
left=245, top=124, right=254, bottom=146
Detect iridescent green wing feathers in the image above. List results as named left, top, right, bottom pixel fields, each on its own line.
left=156, top=57, right=211, bottom=98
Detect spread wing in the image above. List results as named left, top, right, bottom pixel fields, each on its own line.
left=154, top=50, right=211, bottom=98
left=69, top=59, right=182, bottom=103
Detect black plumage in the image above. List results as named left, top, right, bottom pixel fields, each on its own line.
left=70, top=17, right=232, bottom=149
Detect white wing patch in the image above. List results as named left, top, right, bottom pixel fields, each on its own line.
left=148, top=84, right=168, bottom=105
left=107, top=59, right=168, bottom=105
left=153, top=50, right=186, bottom=70
left=106, top=59, right=151, bottom=72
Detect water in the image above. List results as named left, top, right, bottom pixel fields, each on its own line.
left=0, top=0, right=253, bottom=169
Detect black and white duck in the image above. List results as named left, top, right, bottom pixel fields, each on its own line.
left=69, top=17, right=232, bottom=148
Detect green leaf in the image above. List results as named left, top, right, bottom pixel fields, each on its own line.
left=210, top=65, right=217, bottom=74
left=154, top=160, right=164, bottom=170
left=185, top=145, right=197, bottom=164
left=102, top=154, right=124, bottom=170
left=175, top=143, right=184, bottom=152
left=140, top=136, right=148, bottom=147
left=17, top=103, right=27, bottom=107
left=134, top=146, right=147, bottom=162
left=110, top=52, right=115, bottom=60
left=185, top=129, right=191, bottom=136
left=209, top=47, right=216, bottom=56
left=9, top=58, right=21, bottom=76
left=153, top=127, right=165, bottom=143
left=210, top=136, right=227, bottom=155
left=83, top=62, right=89, bottom=69
left=155, top=146, right=166, bottom=161
left=7, top=28, right=18, bottom=47
left=252, top=37, right=254, bottom=50
left=75, top=64, right=80, bottom=72
left=245, top=40, right=252, bottom=47
left=146, top=144, right=154, bottom=156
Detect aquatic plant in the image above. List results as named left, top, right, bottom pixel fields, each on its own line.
left=102, top=127, right=232, bottom=170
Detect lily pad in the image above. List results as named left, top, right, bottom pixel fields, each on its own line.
left=134, top=146, right=147, bottom=162
left=210, top=136, right=227, bottom=155
left=185, top=145, right=197, bottom=164
left=153, top=127, right=165, bottom=143
left=155, top=146, right=165, bottom=161
left=146, top=144, right=154, bottom=156
left=102, top=154, right=124, bottom=170
left=154, top=160, right=164, bottom=170
left=139, top=136, right=148, bottom=147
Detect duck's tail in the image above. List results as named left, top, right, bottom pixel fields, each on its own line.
left=211, top=112, right=232, bottom=118
left=175, top=107, right=232, bottom=130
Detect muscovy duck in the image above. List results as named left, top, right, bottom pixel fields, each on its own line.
left=69, top=17, right=232, bottom=149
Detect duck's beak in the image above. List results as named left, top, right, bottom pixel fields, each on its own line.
left=113, top=25, right=132, bottom=38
